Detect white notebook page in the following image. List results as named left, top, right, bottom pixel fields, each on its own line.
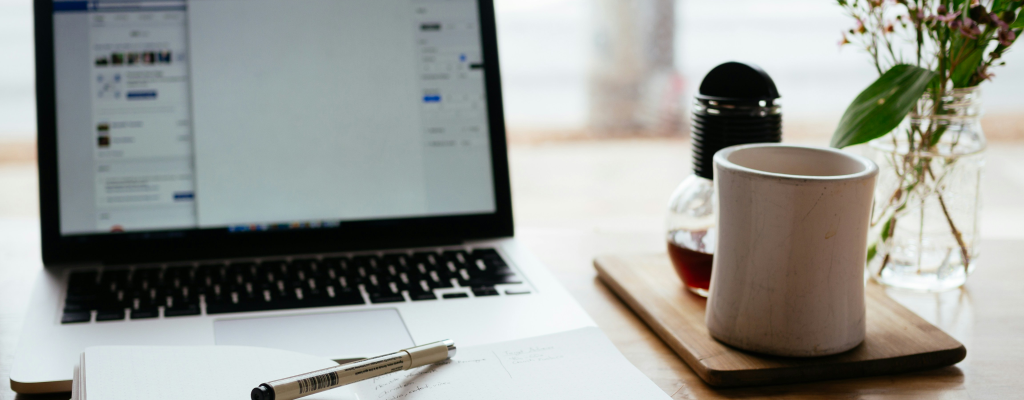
left=349, top=327, right=671, bottom=400
left=78, top=346, right=354, bottom=400
left=73, top=328, right=669, bottom=400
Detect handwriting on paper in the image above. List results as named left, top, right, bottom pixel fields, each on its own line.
left=365, top=358, right=496, bottom=400
left=500, top=346, right=564, bottom=365
left=348, top=328, right=673, bottom=400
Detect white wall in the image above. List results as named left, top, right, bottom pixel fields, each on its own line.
left=0, top=0, right=36, bottom=139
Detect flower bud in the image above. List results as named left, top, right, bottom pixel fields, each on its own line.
left=1003, top=11, right=1016, bottom=24
left=999, top=29, right=1016, bottom=46
left=969, top=5, right=991, bottom=24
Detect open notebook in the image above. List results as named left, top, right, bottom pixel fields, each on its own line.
left=72, top=327, right=671, bottom=400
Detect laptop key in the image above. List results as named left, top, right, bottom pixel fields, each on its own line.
left=96, top=308, right=126, bottom=321
left=470, top=249, right=508, bottom=268
left=409, top=291, right=437, bottom=301
left=369, top=280, right=405, bottom=304
left=61, top=311, right=92, bottom=324
left=381, top=252, right=408, bottom=263
left=204, top=289, right=235, bottom=314
left=351, top=256, right=382, bottom=276
left=164, top=265, right=195, bottom=288
left=95, top=293, right=127, bottom=311
left=63, top=302, right=92, bottom=312
left=165, top=304, right=201, bottom=317
left=64, top=292, right=98, bottom=310
left=165, top=288, right=201, bottom=316
left=323, top=286, right=365, bottom=306
left=441, top=250, right=469, bottom=267
left=442, top=292, right=469, bottom=299
left=471, top=286, right=499, bottom=297
left=466, top=274, right=522, bottom=287
left=65, top=292, right=97, bottom=303
left=196, top=263, right=227, bottom=286
left=410, top=253, right=440, bottom=276
left=426, top=271, right=453, bottom=289
left=369, top=294, right=405, bottom=304
left=129, top=307, right=159, bottom=319
left=130, top=268, right=159, bottom=294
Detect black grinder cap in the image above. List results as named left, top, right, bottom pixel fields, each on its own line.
left=691, top=62, right=781, bottom=179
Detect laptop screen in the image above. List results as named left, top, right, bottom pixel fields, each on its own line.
left=50, top=0, right=496, bottom=236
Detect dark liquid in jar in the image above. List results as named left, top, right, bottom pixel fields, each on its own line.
left=667, top=239, right=714, bottom=297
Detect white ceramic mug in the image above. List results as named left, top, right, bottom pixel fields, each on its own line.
left=705, top=144, right=878, bottom=357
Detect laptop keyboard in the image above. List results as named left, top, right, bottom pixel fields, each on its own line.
left=60, top=248, right=526, bottom=324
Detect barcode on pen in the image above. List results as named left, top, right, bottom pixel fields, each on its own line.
left=298, top=371, right=339, bottom=394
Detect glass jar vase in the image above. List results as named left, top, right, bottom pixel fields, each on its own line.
left=866, top=87, right=986, bottom=292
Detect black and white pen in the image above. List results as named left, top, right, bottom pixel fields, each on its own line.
left=251, top=340, right=456, bottom=400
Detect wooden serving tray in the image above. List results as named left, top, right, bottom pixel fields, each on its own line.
left=594, top=253, right=966, bottom=388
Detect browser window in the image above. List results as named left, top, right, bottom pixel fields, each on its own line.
left=51, top=0, right=496, bottom=235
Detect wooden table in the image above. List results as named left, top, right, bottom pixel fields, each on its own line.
left=3, top=139, right=1024, bottom=399
left=1, top=220, right=1021, bottom=399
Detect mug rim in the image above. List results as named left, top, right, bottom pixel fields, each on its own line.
left=713, top=143, right=879, bottom=181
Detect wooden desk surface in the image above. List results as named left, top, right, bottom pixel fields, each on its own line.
left=3, top=139, right=1024, bottom=399
left=2, top=221, right=1020, bottom=399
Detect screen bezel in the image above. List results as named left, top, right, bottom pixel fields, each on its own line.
left=35, top=0, right=514, bottom=265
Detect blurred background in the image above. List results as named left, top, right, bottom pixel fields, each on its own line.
left=2, top=0, right=1024, bottom=234
left=495, top=0, right=1024, bottom=141
left=3, top=0, right=1024, bottom=143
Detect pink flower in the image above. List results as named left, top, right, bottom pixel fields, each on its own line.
left=960, top=19, right=981, bottom=39
left=936, top=11, right=960, bottom=23
left=999, top=29, right=1016, bottom=46
left=976, top=66, right=994, bottom=81
left=993, top=13, right=1009, bottom=29
left=855, top=19, right=867, bottom=33
left=838, top=32, right=851, bottom=47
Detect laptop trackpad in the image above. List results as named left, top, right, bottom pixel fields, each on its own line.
left=213, top=309, right=414, bottom=359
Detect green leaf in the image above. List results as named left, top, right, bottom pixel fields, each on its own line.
left=953, top=0, right=971, bottom=14
left=880, top=218, right=893, bottom=240
left=929, top=125, right=950, bottom=147
left=952, top=46, right=986, bottom=88
left=1013, top=11, right=1024, bottom=29
left=830, top=65, right=938, bottom=148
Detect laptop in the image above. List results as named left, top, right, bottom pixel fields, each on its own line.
left=12, top=0, right=594, bottom=393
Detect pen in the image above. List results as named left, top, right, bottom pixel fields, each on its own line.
left=250, top=339, right=456, bottom=400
